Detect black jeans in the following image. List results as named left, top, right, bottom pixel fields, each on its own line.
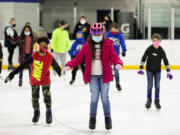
left=7, top=46, right=16, bottom=65
left=71, top=56, right=84, bottom=80
left=31, top=85, right=51, bottom=109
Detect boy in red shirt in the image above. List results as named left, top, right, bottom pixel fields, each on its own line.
left=5, top=37, right=61, bottom=124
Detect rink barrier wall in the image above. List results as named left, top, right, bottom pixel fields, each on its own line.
left=1, top=39, right=180, bottom=70
left=2, top=65, right=180, bottom=70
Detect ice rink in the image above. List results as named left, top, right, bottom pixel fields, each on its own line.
left=0, top=69, right=180, bottom=135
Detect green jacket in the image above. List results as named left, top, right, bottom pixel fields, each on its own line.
left=51, top=28, right=70, bottom=53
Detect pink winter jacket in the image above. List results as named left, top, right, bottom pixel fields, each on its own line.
left=66, top=38, right=123, bottom=83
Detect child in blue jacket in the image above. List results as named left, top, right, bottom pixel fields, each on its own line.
left=68, top=31, right=85, bottom=84
left=106, top=23, right=127, bottom=91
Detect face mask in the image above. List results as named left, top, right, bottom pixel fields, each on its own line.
left=80, top=20, right=86, bottom=25
left=39, top=46, right=47, bottom=54
left=92, top=35, right=103, bottom=43
left=24, top=32, right=30, bottom=36
left=77, top=38, right=82, bottom=41
left=112, top=32, right=118, bottom=35
left=12, top=24, right=16, bottom=27
left=153, top=41, right=160, bottom=47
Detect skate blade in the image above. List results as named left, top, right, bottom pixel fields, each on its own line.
left=156, top=109, right=161, bottom=111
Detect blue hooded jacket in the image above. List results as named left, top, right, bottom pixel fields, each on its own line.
left=106, top=31, right=127, bottom=56
left=69, top=31, right=86, bottom=57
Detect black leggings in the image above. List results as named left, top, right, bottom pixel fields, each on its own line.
left=71, top=56, right=84, bottom=80
left=31, top=85, right=51, bottom=109
left=7, top=46, right=16, bottom=65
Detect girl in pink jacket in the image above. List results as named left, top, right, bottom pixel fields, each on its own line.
left=64, top=23, right=123, bottom=130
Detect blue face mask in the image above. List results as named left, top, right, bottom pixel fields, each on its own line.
left=77, top=38, right=82, bottom=41
left=92, top=35, right=103, bottom=43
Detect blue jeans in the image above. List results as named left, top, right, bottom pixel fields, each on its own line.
left=146, top=70, right=161, bottom=99
left=113, top=65, right=119, bottom=84
left=19, top=54, right=31, bottom=80
left=89, top=75, right=111, bottom=117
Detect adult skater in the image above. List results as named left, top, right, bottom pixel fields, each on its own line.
left=18, top=25, right=35, bottom=86
left=106, top=23, right=127, bottom=91
left=68, top=31, right=85, bottom=85
left=73, top=16, right=91, bottom=41
left=5, top=37, right=61, bottom=124
left=4, top=18, right=19, bottom=70
left=137, top=33, right=173, bottom=110
left=64, top=23, right=123, bottom=130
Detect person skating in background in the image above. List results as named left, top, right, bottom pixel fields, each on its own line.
left=73, top=16, right=91, bottom=41
left=137, top=33, right=173, bottom=110
left=64, top=23, right=123, bottom=130
left=68, top=31, right=85, bottom=85
left=5, top=37, right=61, bottom=124
left=0, top=42, right=3, bottom=78
left=18, top=25, right=35, bottom=86
left=103, top=15, right=112, bottom=32
left=51, top=20, right=70, bottom=76
left=106, top=23, right=127, bottom=91
left=4, top=18, right=19, bottom=70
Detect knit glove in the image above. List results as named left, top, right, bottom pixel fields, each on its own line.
left=122, top=52, right=126, bottom=57
left=137, top=69, right=144, bottom=75
left=167, top=72, right=173, bottom=80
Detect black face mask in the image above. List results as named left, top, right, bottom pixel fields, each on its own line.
left=64, top=26, right=69, bottom=31
left=12, top=24, right=16, bottom=27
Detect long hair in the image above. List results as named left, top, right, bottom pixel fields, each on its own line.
left=20, top=25, right=34, bottom=40
left=88, top=35, right=105, bottom=60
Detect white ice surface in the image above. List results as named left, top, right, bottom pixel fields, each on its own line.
left=0, top=70, right=180, bottom=135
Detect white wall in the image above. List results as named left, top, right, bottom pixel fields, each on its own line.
left=0, top=2, right=39, bottom=39
left=41, top=0, right=136, bottom=33
left=1, top=40, right=180, bottom=66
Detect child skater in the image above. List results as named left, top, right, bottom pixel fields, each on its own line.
left=5, top=37, right=61, bottom=124
left=68, top=31, right=85, bottom=85
left=137, top=33, right=173, bottom=110
left=64, top=23, right=123, bottom=130
left=106, top=23, right=127, bottom=91
left=0, top=41, right=3, bottom=78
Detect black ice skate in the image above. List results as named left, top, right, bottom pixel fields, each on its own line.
left=69, top=79, right=75, bottom=85
left=19, top=79, right=22, bottom=87
left=116, top=84, right=122, bottom=91
left=8, top=64, right=15, bottom=70
left=89, top=117, right=96, bottom=130
left=46, top=108, right=52, bottom=124
left=32, top=108, right=40, bottom=123
left=145, top=98, right=152, bottom=110
left=105, top=116, right=112, bottom=130
left=154, top=99, right=161, bottom=110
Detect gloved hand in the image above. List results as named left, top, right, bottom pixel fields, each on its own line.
left=122, top=52, right=126, bottom=57
left=167, top=72, right=173, bottom=80
left=137, top=69, right=144, bottom=75
left=4, top=73, right=14, bottom=83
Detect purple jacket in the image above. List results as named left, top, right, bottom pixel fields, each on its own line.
left=66, top=38, right=123, bottom=83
